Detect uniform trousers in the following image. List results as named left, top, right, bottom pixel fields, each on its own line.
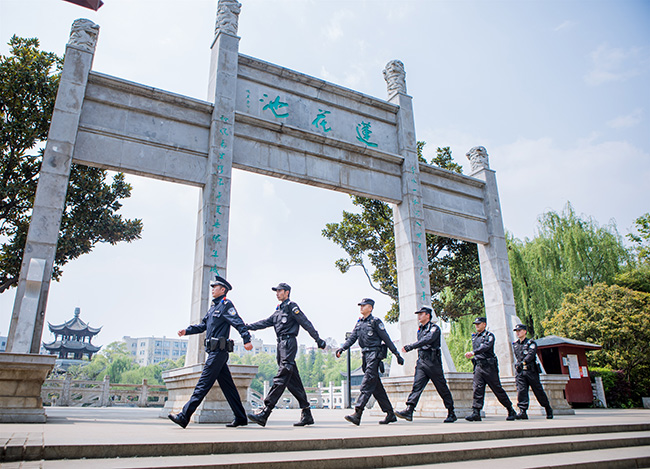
left=472, top=363, right=513, bottom=410
left=516, top=370, right=550, bottom=410
left=355, top=350, right=393, bottom=412
left=406, top=355, right=454, bottom=410
left=264, top=336, right=309, bottom=410
left=181, top=350, right=246, bottom=422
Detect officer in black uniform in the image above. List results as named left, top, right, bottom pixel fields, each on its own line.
left=247, top=283, right=326, bottom=427
left=512, top=324, right=553, bottom=419
left=395, top=306, right=457, bottom=423
left=464, top=317, right=517, bottom=421
left=168, top=275, right=252, bottom=428
left=336, top=298, right=404, bottom=426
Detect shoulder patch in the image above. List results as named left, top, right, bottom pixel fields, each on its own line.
left=292, top=306, right=301, bottom=314
left=228, top=307, right=236, bottom=315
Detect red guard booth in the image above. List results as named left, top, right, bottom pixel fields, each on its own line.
left=535, top=335, right=602, bottom=405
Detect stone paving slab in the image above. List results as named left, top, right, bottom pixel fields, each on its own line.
left=1, top=407, right=649, bottom=466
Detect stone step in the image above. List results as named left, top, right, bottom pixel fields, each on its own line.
left=4, top=430, right=650, bottom=468
left=3, top=422, right=649, bottom=463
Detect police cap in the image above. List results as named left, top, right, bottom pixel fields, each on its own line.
left=473, top=317, right=487, bottom=324
left=513, top=323, right=528, bottom=331
left=210, top=275, right=232, bottom=291
left=358, top=298, right=375, bottom=307
left=271, top=282, right=291, bottom=292
left=414, top=306, right=433, bottom=316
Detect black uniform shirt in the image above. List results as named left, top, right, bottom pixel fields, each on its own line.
left=185, top=295, right=251, bottom=344
left=247, top=299, right=321, bottom=342
left=513, top=337, right=538, bottom=366
left=405, top=321, right=441, bottom=351
left=471, top=329, right=497, bottom=360
left=341, top=314, right=399, bottom=355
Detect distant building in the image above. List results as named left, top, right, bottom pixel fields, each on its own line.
left=42, top=307, right=102, bottom=370
left=123, top=336, right=188, bottom=366
left=232, top=334, right=278, bottom=356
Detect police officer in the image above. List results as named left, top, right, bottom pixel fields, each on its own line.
left=168, top=275, right=253, bottom=428
left=395, top=307, right=457, bottom=423
left=464, top=317, right=517, bottom=421
left=512, top=324, right=553, bottom=419
left=247, top=283, right=326, bottom=427
left=336, top=298, right=404, bottom=426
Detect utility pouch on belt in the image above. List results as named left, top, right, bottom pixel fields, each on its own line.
left=207, top=337, right=234, bottom=352
left=378, top=344, right=388, bottom=360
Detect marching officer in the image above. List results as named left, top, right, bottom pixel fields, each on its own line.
left=512, top=324, right=553, bottom=419
left=395, top=307, right=457, bottom=423
left=464, top=317, right=517, bottom=421
left=336, top=298, right=404, bottom=426
left=168, top=275, right=253, bottom=428
left=247, top=283, right=327, bottom=427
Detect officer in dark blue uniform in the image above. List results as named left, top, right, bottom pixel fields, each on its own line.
left=247, top=283, right=326, bottom=427
left=336, top=298, right=404, bottom=426
left=395, top=306, right=457, bottom=423
left=464, top=317, right=517, bottom=422
left=168, top=275, right=252, bottom=428
left=512, top=324, right=553, bottom=419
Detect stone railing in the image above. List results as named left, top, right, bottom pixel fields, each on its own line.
left=256, top=380, right=358, bottom=409
left=42, top=375, right=168, bottom=407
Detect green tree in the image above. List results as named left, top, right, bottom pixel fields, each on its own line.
left=0, top=36, right=142, bottom=293
left=322, top=144, right=483, bottom=322
left=542, top=283, right=650, bottom=405
left=507, top=203, right=629, bottom=337
left=627, top=213, right=650, bottom=265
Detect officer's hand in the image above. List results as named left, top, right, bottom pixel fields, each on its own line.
left=336, top=348, right=344, bottom=358
left=244, top=342, right=253, bottom=351
left=177, top=329, right=186, bottom=337
left=317, top=338, right=327, bottom=349
left=464, top=351, right=474, bottom=359
left=403, top=345, right=413, bottom=353
left=396, top=355, right=405, bottom=366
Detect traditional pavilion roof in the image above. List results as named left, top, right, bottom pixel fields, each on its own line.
left=43, top=340, right=101, bottom=353
left=48, top=307, right=102, bottom=337
left=535, top=335, right=602, bottom=350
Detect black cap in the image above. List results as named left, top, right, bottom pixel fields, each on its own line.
left=415, top=306, right=433, bottom=316
left=358, top=298, right=375, bottom=307
left=271, top=282, right=291, bottom=292
left=513, top=324, right=527, bottom=331
left=210, top=275, right=232, bottom=291
left=473, top=317, right=487, bottom=324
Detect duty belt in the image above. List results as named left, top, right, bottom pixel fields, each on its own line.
left=277, top=334, right=296, bottom=341
left=420, top=348, right=441, bottom=357
left=361, top=346, right=381, bottom=353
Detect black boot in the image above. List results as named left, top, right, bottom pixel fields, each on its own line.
left=168, top=412, right=188, bottom=428
left=465, top=409, right=482, bottom=422
left=506, top=407, right=517, bottom=421
left=395, top=405, right=414, bottom=422
left=226, top=418, right=247, bottom=427
left=444, top=409, right=457, bottom=423
left=294, top=407, right=315, bottom=426
left=545, top=406, right=554, bottom=419
left=248, top=406, right=272, bottom=427
left=345, top=408, right=363, bottom=426
left=515, top=409, right=528, bottom=420
left=379, top=410, right=397, bottom=425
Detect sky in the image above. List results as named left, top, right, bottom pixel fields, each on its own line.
left=1, top=0, right=648, bottom=350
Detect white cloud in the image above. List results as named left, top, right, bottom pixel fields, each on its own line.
left=323, top=10, right=356, bottom=42
left=607, top=108, right=643, bottom=129
left=584, top=43, right=645, bottom=86
left=554, top=20, right=576, bottom=32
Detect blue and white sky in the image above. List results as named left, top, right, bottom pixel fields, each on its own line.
left=1, top=0, right=648, bottom=349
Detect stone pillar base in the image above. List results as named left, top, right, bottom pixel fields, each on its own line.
left=0, top=353, right=56, bottom=423
left=382, top=372, right=574, bottom=418
left=161, top=362, right=258, bottom=424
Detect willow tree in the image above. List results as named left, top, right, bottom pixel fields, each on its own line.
left=507, top=203, right=629, bottom=337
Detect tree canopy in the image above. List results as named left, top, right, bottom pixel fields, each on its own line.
left=542, top=283, right=650, bottom=404
left=0, top=36, right=142, bottom=293
left=507, top=203, right=629, bottom=337
left=322, top=145, right=483, bottom=323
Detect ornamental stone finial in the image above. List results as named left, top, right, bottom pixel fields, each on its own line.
left=68, top=19, right=99, bottom=52
left=383, top=60, right=407, bottom=96
left=466, top=146, right=490, bottom=172
left=215, top=0, right=242, bottom=36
